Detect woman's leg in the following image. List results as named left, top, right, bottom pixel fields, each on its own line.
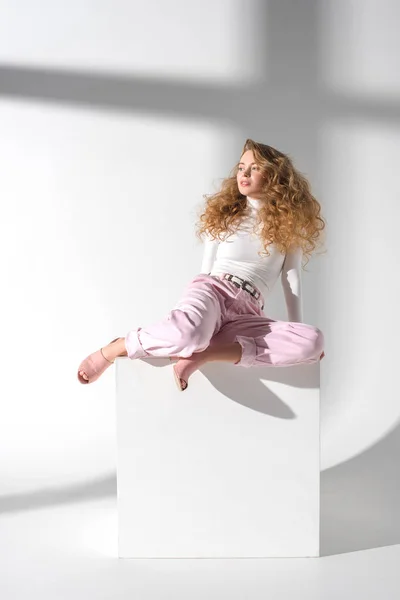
left=124, top=276, right=225, bottom=360
left=172, top=316, right=325, bottom=389
left=78, top=275, right=228, bottom=383
left=215, top=316, right=324, bottom=368
left=171, top=341, right=242, bottom=390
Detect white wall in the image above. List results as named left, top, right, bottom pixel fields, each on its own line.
left=1, top=0, right=400, bottom=552
left=0, top=0, right=264, bottom=493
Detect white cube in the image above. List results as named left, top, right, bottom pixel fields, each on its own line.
left=115, top=356, right=320, bottom=558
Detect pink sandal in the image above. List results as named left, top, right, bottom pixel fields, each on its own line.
left=77, top=337, right=122, bottom=384
left=172, top=364, right=188, bottom=392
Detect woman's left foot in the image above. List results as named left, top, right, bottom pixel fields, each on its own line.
left=172, top=356, right=202, bottom=391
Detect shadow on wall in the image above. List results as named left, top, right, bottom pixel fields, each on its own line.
left=321, top=419, right=400, bottom=556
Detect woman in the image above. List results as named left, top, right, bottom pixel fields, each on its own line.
left=78, top=139, right=326, bottom=390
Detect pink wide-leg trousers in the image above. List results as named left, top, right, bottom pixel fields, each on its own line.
left=125, top=273, right=324, bottom=368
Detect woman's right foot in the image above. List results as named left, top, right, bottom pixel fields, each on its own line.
left=78, top=338, right=127, bottom=384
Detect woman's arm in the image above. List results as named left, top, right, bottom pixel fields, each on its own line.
left=280, top=245, right=303, bottom=323
left=200, top=233, right=220, bottom=274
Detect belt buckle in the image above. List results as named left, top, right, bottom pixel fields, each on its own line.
left=242, top=280, right=254, bottom=294
left=243, top=280, right=260, bottom=300
left=229, top=274, right=243, bottom=288
left=226, top=274, right=260, bottom=300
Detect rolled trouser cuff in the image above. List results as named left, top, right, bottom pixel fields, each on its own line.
left=125, top=328, right=149, bottom=360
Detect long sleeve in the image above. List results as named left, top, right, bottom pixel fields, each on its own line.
left=280, top=245, right=303, bottom=322
left=200, top=233, right=220, bottom=274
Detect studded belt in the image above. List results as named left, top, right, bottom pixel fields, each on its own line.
left=220, top=273, right=264, bottom=310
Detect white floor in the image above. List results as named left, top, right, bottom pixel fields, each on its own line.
left=1, top=482, right=400, bottom=600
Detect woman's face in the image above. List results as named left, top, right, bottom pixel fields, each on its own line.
left=237, top=150, right=265, bottom=198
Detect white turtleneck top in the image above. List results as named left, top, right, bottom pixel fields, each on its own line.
left=199, top=196, right=303, bottom=322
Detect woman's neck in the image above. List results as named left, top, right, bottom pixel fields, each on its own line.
left=246, top=195, right=262, bottom=209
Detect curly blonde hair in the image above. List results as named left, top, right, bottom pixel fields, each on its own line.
left=195, top=139, right=326, bottom=269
